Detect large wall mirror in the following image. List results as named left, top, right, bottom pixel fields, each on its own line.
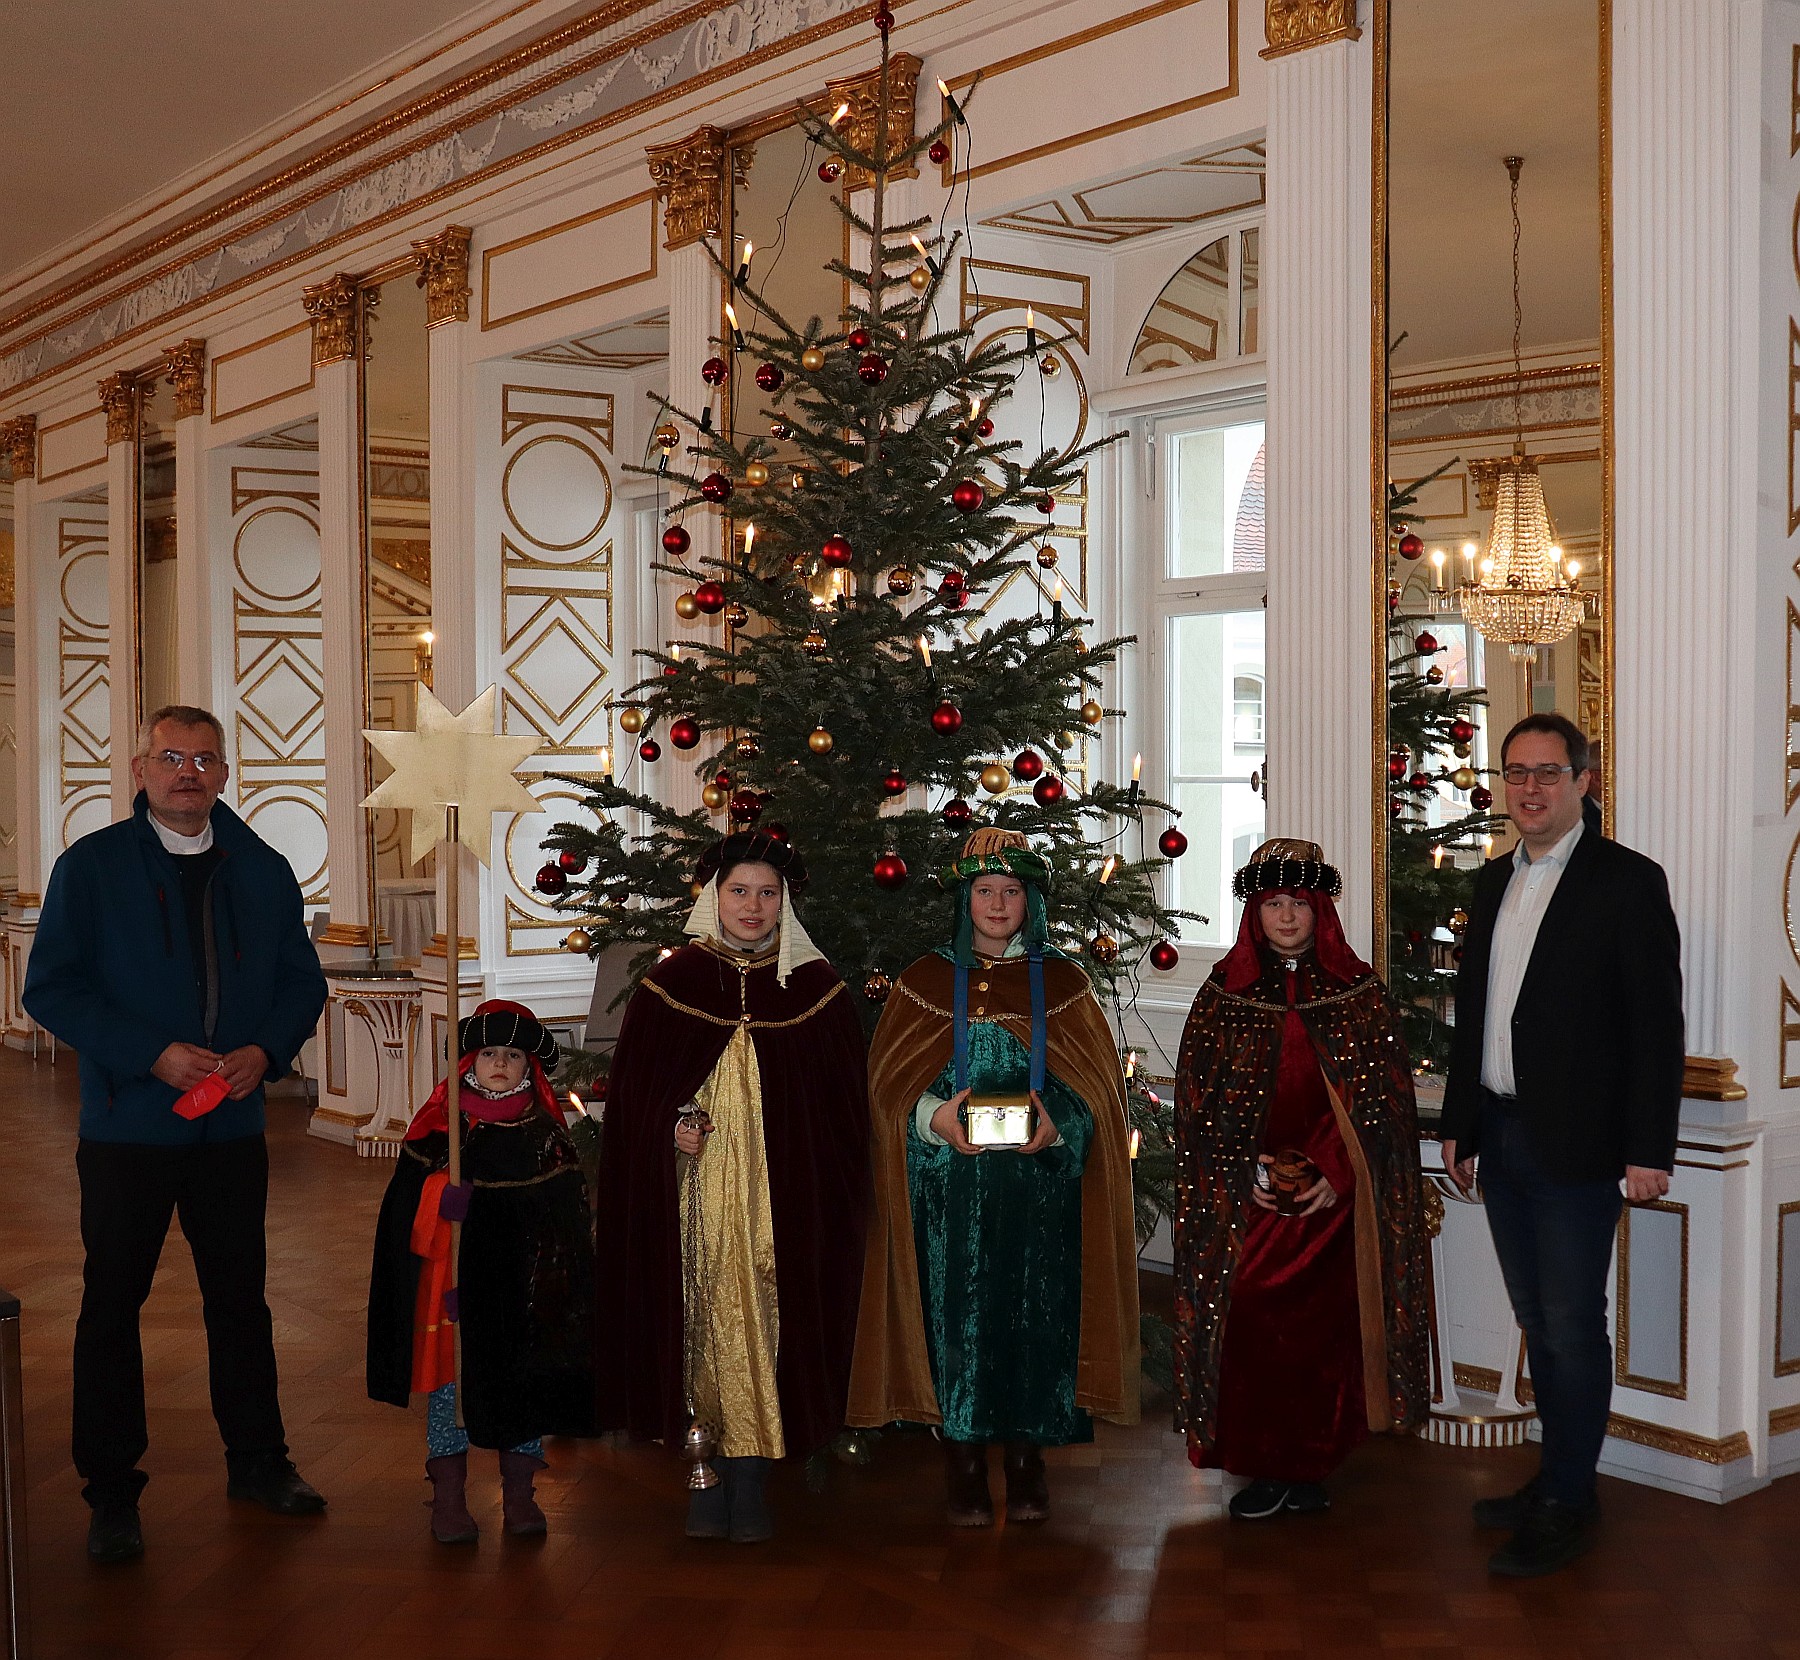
left=136, top=367, right=179, bottom=721
left=1378, top=0, right=1610, bottom=1075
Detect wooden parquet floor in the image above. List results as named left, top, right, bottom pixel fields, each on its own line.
left=4, top=1046, right=1800, bottom=1659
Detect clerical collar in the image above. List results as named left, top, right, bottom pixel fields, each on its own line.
left=149, top=813, right=214, bottom=855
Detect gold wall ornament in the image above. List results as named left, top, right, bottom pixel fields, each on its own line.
left=302, top=273, right=362, bottom=365
left=646, top=125, right=752, bottom=250
left=0, top=413, right=36, bottom=478
left=1680, top=1055, right=1748, bottom=1102
left=162, top=337, right=207, bottom=418
left=1262, top=0, right=1362, bottom=59
left=825, top=52, right=922, bottom=187
left=412, top=224, right=474, bottom=327
left=97, top=372, right=139, bottom=445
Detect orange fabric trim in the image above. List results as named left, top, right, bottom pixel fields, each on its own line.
left=410, top=1172, right=456, bottom=1395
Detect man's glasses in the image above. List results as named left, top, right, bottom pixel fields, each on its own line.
left=1500, top=763, right=1575, bottom=786
left=147, top=749, right=223, bottom=774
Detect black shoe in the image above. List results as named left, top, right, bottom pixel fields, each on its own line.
left=722, top=1456, right=772, bottom=1544
left=1488, top=1497, right=1596, bottom=1578
left=1284, top=1482, right=1330, bottom=1514
left=226, top=1458, right=326, bottom=1516
left=942, top=1438, right=994, bottom=1527
left=1473, top=1477, right=1547, bottom=1530
left=87, top=1501, right=144, bottom=1562
left=1228, top=1478, right=1293, bottom=1521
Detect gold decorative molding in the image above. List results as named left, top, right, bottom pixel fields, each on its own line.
left=412, top=224, right=473, bottom=327
left=1605, top=1411, right=1751, bottom=1465
left=317, top=921, right=387, bottom=947
left=97, top=372, right=138, bottom=446
left=1262, top=0, right=1362, bottom=59
left=645, top=125, right=751, bottom=250
left=422, top=930, right=480, bottom=960
left=0, top=413, right=36, bottom=479
left=162, top=336, right=207, bottom=418
left=826, top=52, right=921, bottom=188
left=1771, top=1401, right=1800, bottom=1437
left=1682, top=1055, right=1748, bottom=1102
left=302, top=273, right=362, bottom=366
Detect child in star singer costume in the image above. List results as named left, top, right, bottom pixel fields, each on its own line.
left=849, top=828, right=1139, bottom=1526
left=367, top=1000, right=595, bottom=1544
left=594, top=832, right=870, bottom=1544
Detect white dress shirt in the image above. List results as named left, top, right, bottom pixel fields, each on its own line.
left=147, top=813, right=214, bottom=855
left=1480, top=819, right=1583, bottom=1097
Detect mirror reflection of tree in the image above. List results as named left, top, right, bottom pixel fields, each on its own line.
left=137, top=372, right=179, bottom=719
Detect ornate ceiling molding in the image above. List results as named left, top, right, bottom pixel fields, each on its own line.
left=1261, top=0, right=1362, bottom=60
left=645, top=125, right=752, bottom=249
left=0, top=413, right=36, bottom=479
left=302, top=274, right=364, bottom=366
left=413, top=224, right=474, bottom=327
left=97, top=372, right=138, bottom=446
left=826, top=51, right=921, bottom=187
left=163, top=337, right=207, bottom=418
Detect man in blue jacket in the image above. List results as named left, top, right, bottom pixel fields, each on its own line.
left=25, top=705, right=330, bottom=1563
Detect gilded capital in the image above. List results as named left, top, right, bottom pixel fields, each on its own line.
left=413, top=224, right=474, bottom=327
left=646, top=125, right=752, bottom=250
left=826, top=52, right=922, bottom=187
left=98, top=373, right=139, bottom=446
left=163, top=337, right=207, bottom=418
left=1262, top=0, right=1362, bottom=59
left=0, top=414, right=36, bottom=480
left=303, top=273, right=363, bottom=366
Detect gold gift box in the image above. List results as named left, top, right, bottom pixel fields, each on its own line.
left=966, top=1091, right=1033, bottom=1147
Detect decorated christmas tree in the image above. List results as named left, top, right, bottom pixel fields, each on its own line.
left=536, top=15, right=1193, bottom=1044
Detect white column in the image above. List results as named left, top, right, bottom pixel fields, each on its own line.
left=105, top=436, right=136, bottom=812
left=172, top=410, right=214, bottom=710
left=1261, top=30, right=1377, bottom=954
left=11, top=471, right=42, bottom=902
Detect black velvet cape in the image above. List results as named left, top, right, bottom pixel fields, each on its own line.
left=593, top=941, right=870, bottom=1458
left=367, top=1108, right=597, bottom=1449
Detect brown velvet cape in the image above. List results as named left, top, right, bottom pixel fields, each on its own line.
left=1172, top=957, right=1430, bottom=1456
left=593, top=940, right=870, bottom=1458
left=847, top=952, right=1141, bottom=1428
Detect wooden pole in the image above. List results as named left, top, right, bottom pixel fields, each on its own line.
left=443, top=803, right=463, bottom=1418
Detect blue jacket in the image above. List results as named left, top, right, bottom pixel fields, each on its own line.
left=23, top=794, right=328, bottom=1145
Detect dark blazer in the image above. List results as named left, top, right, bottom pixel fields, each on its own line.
left=1440, top=827, right=1684, bottom=1181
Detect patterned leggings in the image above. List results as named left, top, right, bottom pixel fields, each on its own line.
left=426, top=1384, right=544, bottom=1460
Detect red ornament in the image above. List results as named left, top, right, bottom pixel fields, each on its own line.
left=662, top=524, right=691, bottom=556
left=534, top=862, right=568, bottom=896
left=1398, top=531, right=1425, bottom=560
left=755, top=362, right=784, bottom=392
left=931, top=700, right=964, bottom=736
left=669, top=717, right=701, bottom=750
left=557, top=849, right=587, bottom=874
left=1449, top=718, right=1476, bottom=744
left=699, top=472, right=733, bottom=503
left=928, top=139, right=951, bottom=166
left=942, top=797, right=973, bottom=828
left=701, top=357, right=728, bottom=386
left=872, top=851, right=909, bottom=889
left=638, top=739, right=661, bottom=762
left=1388, top=752, right=1408, bottom=781
left=1011, top=749, right=1044, bottom=782
left=1391, top=797, right=1404, bottom=819
left=821, top=533, right=854, bottom=567
left=858, top=352, right=888, bottom=385
left=1409, top=771, right=1432, bottom=791
left=762, top=821, right=789, bottom=842
left=847, top=327, right=872, bottom=352
left=728, top=790, right=763, bottom=824
left=976, top=416, right=994, bottom=439
left=1149, top=939, right=1180, bottom=972
left=694, top=582, right=726, bottom=614
left=1414, top=631, right=1439, bottom=654
left=1032, top=774, right=1065, bottom=806
left=951, top=478, right=986, bottom=513
left=939, top=584, right=967, bottom=610
left=873, top=1, right=893, bottom=34
left=938, top=568, right=967, bottom=593
left=1036, top=493, right=1055, bottom=515
left=819, top=159, right=842, bottom=182
left=881, top=766, right=909, bottom=797
left=1158, top=827, right=1189, bottom=859
left=1470, top=785, right=1494, bottom=811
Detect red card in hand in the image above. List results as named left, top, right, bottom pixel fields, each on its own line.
left=173, top=1070, right=230, bottom=1120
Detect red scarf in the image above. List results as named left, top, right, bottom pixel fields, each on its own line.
left=1219, top=885, right=1371, bottom=993
left=403, top=1052, right=563, bottom=1139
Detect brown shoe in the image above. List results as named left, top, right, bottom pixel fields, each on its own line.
left=942, top=1438, right=993, bottom=1526
left=425, top=1454, right=479, bottom=1545
left=1003, top=1442, right=1049, bottom=1524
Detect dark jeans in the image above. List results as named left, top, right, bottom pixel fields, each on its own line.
left=1478, top=1099, right=1623, bottom=1508
left=73, top=1135, right=288, bottom=1507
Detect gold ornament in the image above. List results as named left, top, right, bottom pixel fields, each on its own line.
left=1056, top=731, right=1074, bottom=750
left=979, top=763, right=1010, bottom=795
left=745, top=461, right=770, bottom=486
left=1449, top=908, right=1470, bottom=936
left=909, top=267, right=931, bottom=292
left=735, top=735, right=761, bottom=760
left=724, top=602, right=749, bottom=628
left=564, top=927, right=593, bottom=954
left=808, top=726, right=835, bottom=754
left=1039, top=354, right=1061, bottom=379
left=1071, top=634, right=1087, bottom=654
left=674, top=591, right=701, bottom=620
left=654, top=422, right=680, bottom=452
left=618, top=707, right=645, bottom=735
left=1087, top=932, right=1119, bottom=965
left=801, top=346, right=827, bottom=371
left=803, top=629, right=828, bottom=658
left=863, top=969, right=893, bottom=1001
left=887, top=566, right=915, bottom=596
left=702, top=781, right=729, bottom=811
left=791, top=469, right=809, bottom=491
left=1080, top=699, right=1104, bottom=725
left=1451, top=766, right=1478, bottom=790
left=1453, top=741, right=1472, bottom=759
left=1036, top=544, right=1058, bottom=569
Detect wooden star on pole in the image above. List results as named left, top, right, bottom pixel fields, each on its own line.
left=362, top=684, right=542, bottom=867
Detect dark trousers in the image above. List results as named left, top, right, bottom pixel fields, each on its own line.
left=1478, top=1099, right=1623, bottom=1508
left=73, top=1135, right=288, bottom=1507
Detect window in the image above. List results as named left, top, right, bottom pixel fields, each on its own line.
left=1233, top=675, right=1264, bottom=747
left=1128, top=223, right=1263, bottom=376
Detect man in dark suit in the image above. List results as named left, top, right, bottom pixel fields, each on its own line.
left=1441, top=713, right=1682, bottom=1578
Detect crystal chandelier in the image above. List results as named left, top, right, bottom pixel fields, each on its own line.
left=1458, top=156, right=1584, bottom=665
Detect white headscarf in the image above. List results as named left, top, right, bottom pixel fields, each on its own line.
left=683, top=867, right=825, bottom=987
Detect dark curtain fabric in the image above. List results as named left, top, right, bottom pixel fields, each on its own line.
left=1173, top=953, right=1430, bottom=1469
left=367, top=1109, right=596, bottom=1449
left=592, top=943, right=870, bottom=1460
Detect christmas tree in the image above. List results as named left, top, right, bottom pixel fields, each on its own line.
left=536, top=14, right=1192, bottom=1042
left=1386, top=472, right=1506, bottom=1072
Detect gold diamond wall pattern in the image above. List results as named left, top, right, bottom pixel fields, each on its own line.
left=497, top=382, right=615, bottom=956
left=56, top=510, right=111, bottom=852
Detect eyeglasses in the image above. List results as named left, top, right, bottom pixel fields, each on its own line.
left=147, top=749, right=223, bottom=774
left=1500, top=763, right=1575, bottom=786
